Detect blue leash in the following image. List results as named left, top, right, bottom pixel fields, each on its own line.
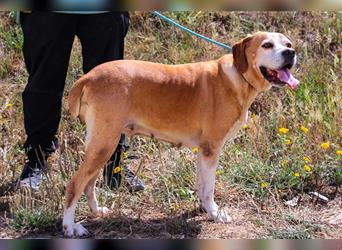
left=152, top=11, right=232, bottom=52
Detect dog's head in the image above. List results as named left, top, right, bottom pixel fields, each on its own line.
left=233, top=32, right=299, bottom=91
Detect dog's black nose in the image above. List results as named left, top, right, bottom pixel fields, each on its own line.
left=282, top=49, right=295, bottom=59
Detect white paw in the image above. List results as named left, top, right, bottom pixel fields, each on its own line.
left=208, top=208, right=232, bottom=223
left=96, top=206, right=111, bottom=216
left=63, top=223, right=89, bottom=238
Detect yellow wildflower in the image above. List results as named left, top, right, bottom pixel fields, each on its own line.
left=121, top=152, right=128, bottom=159
left=320, top=142, right=330, bottom=150
left=112, top=166, right=122, bottom=174
left=6, top=103, right=13, bottom=108
left=336, top=150, right=342, bottom=156
left=261, top=182, right=269, bottom=188
left=192, top=147, right=199, bottom=154
left=285, top=139, right=291, bottom=145
left=216, top=169, right=224, bottom=176
left=303, top=156, right=311, bottom=163
left=304, top=165, right=312, bottom=172
left=300, top=126, right=309, bottom=133
left=293, top=172, right=300, bottom=177
left=242, top=124, right=248, bottom=129
left=278, top=127, right=289, bottom=134
left=281, top=160, right=289, bottom=167
left=252, top=113, right=258, bottom=121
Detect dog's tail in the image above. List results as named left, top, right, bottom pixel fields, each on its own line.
left=68, top=76, right=88, bottom=119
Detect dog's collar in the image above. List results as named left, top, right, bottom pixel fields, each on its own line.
left=240, top=72, right=257, bottom=92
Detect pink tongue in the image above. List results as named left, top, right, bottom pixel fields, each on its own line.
left=276, top=68, right=300, bottom=90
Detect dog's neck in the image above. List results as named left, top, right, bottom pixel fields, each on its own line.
left=218, top=56, right=259, bottom=112
left=238, top=68, right=269, bottom=112
left=240, top=76, right=259, bottom=112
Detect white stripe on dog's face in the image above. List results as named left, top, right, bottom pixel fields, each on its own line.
left=255, top=33, right=296, bottom=70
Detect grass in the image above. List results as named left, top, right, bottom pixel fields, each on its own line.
left=264, top=213, right=327, bottom=239
left=268, top=227, right=312, bottom=239
left=0, top=11, right=341, bottom=238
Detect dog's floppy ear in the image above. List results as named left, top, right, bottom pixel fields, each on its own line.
left=233, top=35, right=253, bottom=74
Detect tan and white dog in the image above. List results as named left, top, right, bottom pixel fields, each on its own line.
left=63, top=32, right=299, bottom=237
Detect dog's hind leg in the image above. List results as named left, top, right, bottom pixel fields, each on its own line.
left=197, top=141, right=231, bottom=223
left=62, top=117, right=122, bottom=237
left=84, top=174, right=111, bottom=216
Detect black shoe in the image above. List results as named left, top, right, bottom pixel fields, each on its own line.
left=18, top=145, right=52, bottom=191
left=124, top=167, right=145, bottom=192
left=19, top=161, right=46, bottom=191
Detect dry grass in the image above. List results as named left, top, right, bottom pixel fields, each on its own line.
left=0, top=11, right=341, bottom=238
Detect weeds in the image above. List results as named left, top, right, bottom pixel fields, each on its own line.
left=269, top=227, right=312, bottom=239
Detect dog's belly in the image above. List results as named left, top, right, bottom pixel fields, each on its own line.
left=123, top=122, right=198, bottom=148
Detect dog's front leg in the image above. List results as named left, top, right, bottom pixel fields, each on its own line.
left=197, top=143, right=231, bottom=223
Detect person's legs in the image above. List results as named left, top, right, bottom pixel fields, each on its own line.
left=77, top=12, right=128, bottom=73
left=20, top=12, right=77, bottom=189
left=77, top=12, right=144, bottom=192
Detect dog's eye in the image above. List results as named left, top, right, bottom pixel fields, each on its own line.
left=262, top=42, right=274, bottom=49
left=286, top=43, right=292, bottom=48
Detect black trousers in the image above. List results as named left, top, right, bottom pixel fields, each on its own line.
left=20, top=11, right=128, bottom=159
